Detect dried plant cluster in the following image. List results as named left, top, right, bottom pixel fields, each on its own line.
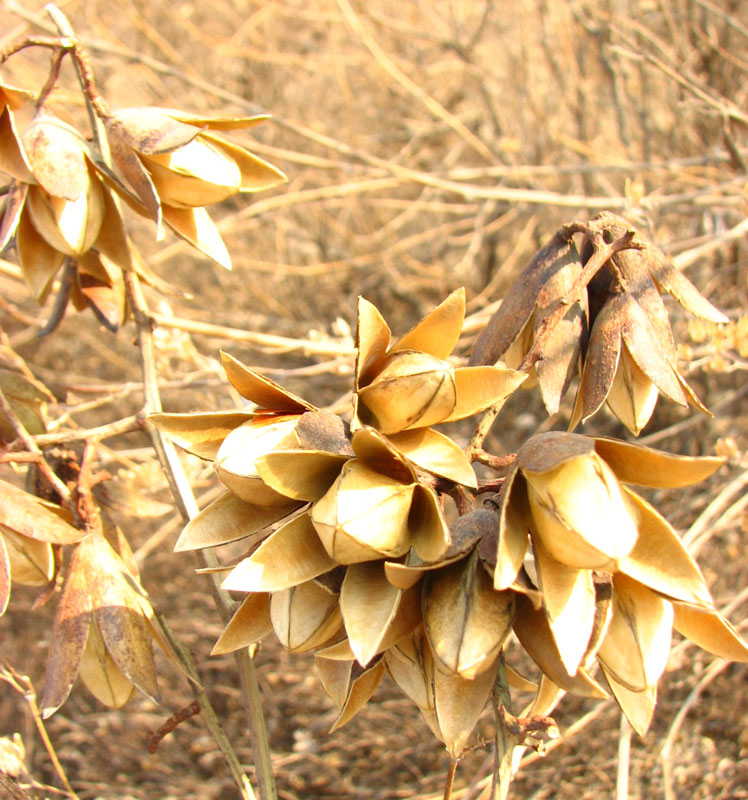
left=152, top=226, right=745, bottom=757
left=0, top=7, right=746, bottom=800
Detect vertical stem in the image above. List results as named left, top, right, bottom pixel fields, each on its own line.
left=442, top=758, right=458, bottom=800
left=124, top=271, right=277, bottom=800
left=491, top=654, right=518, bottom=800
left=616, top=715, right=632, bottom=800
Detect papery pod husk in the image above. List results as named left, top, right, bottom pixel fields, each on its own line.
left=162, top=205, right=231, bottom=269
left=255, top=449, right=349, bottom=502
left=16, top=208, right=65, bottom=301
left=105, top=115, right=163, bottom=225
left=84, top=535, right=160, bottom=703
left=74, top=252, right=127, bottom=331
left=428, top=650, right=498, bottom=758
left=1, top=180, right=28, bottom=251
left=408, top=484, right=450, bottom=563
left=618, top=292, right=689, bottom=406
left=176, top=490, right=295, bottom=551
left=442, top=365, right=527, bottom=424
left=596, top=574, right=673, bottom=693
left=390, top=288, right=466, bottom=360
left=388, top=427, right=477, bottom=488
left=340, top=562, right=421, bottom=666
left=672, top=603, right=748, bottom=662
left=601, top=664, right=657, bottom=737
left=0, top=480, right=83, bottom=546
left=0, top=106, right=33, bottom=183
left=150, top=411, right=253, bottom=459
left=169, top=111, right=271, bottom=131
left=520, top=435, right=640, bottom=569
left=645, top=245, right=728, bottom=324
left=532, top=536, right=596, bottom=676
left=602, top=212, right=727, bottom=325
left=512, top=594, right=608, bottom=698
left=617, top=488, right=712, bottom=607
left=310, top=459, right=415, bottom=564
left=355, top=296, right=391, bottom=388
left=211, top=592, right=272, bottom=655
left=605, top=343, right=660, bottom=436
left=533, top=239, right=586, bottom=414
left=495, top=468, right=530, bottom=591
left=25, top=169, right=105, bottom=257
left=105, top=107, right=201, bottom=155
left=222, top=513, right=336, bottom=593
left=384, top=627, right=433, bottom=711
left=0, top=79, right=34, bottom=110
left=356, top=350, right=457, bottom=434
left=23, top=114, right=89, bottom=201
left=591, top=437, right=724, bottom=489
left=469, top=231, right=579, bottom=369
left=141, top=140, right=243, bottom=208
left=316, top=654, right=354, bottom=708
left=42, top=541, right=93, bottom=717
left=220, top=351, right=317, bottom=413
left=569, top=296, right=623, bottom=430
left=90, top=182, right=135, bottom=272
left=78, top=616, right=136, bottom=709
left=328, top=658, right=386, bottom=732
left=215, top=416, right=303, bottom=506
left=423, top=548, right=514, bottom=679
left=270, top=579, right=342, bottom=652
left=0, top=527, right=53, bottom=586
left=521, top=674, right=566, bottom=720
left=506, top=664, right=539, bottom=694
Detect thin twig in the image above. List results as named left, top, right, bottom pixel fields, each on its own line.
left=0, top=667, right=80, bottom=799
left=0, top=385, right=74, bottom=513
left=124, top=270, right=276, bottom=800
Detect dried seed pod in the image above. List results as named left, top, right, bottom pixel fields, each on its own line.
left=354, top=289, right=525, bottom=435
left=270, top=579, right=342, bottom=653
left=470, top=233, right=586, bottom=414
left=104, top=107, right=285, bottom=266
left=571, top=213, right=727, bottom=434
left=41, top=534, right=162, bottom=716
left=423, top=548, right=514, bottom=678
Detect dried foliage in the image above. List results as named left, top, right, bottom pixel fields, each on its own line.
left=1, top=2, right=748, bottom=800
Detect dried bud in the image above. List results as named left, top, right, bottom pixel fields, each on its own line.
left=41, top=534, right=162, bottom=715
left=105, top=108, right=286, bottom=267
left=469, top=234, right=586, bottom=414
left=270, top=579, right=342, bottom=653
left=355, top=288, right=525, bottom=435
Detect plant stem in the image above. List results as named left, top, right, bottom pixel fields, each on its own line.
left=490, top=655, right=518, bottom=800
left=124, top=270, right=277, bottom=800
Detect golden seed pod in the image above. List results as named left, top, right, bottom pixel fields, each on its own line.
left=316, top=656, right=385, bottom=732
left=423, top=549, right=514, bottom=679
left=269, top=579, right=342, bottom=653
left=357, top=350, right=457, bottom=434
left=354, top=289, right=525, bottom=435
left=523, top=449, right=640, bottom=570
left=22, top=115, right=105, bottom=256
left=310, top=459, right=416, bottom=563
left=0, top=525, right=54, bottom=587
left=339, top=562, right=421, bottom=667
left=214, top=415, right=303, bottom=506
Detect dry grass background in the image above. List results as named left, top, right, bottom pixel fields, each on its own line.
left=1, top=0, right=748, bottom=798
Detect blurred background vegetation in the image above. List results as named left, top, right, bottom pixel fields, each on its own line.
left=1, top=1, right=748, bottom=798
